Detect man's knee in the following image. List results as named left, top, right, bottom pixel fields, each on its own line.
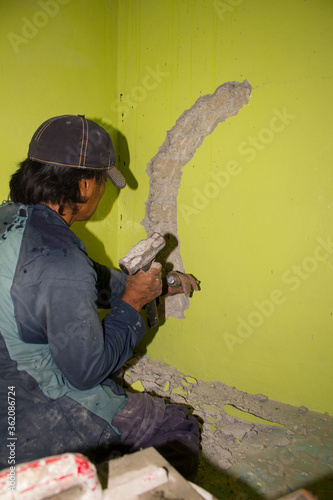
left=112, top=392, right=200, bottom=480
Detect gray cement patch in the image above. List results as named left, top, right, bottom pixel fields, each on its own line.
left=142, top=81, right=252, bottom=320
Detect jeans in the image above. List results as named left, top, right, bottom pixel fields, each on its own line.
left=112, top=391, right=199, bottom=480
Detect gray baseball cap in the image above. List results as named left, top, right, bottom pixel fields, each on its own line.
left=28, top=114, right=126, bottom=189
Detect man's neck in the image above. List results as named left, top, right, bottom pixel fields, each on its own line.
left=40, top=202, right=75, bottom=226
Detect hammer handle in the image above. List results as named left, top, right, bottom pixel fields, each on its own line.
left=141, top=262, right=159, bottom=329
left=145, top=299, right=159, bottom=329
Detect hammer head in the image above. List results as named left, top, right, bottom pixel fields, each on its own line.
left=119, top=233, right=165, bottom=275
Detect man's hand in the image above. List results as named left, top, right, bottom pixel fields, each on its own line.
left=165, top=271, right=199, bottom=298
left=121, top=262, right=162, bottom=312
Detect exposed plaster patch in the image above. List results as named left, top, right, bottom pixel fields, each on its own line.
left=142, top=80, right=252, bottom=319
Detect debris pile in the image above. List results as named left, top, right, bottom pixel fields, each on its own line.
left=123, top=355, right=333, bottom=499
left=124, top=355, right=282, bottom=471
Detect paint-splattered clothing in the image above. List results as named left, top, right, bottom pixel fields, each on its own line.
left=0, top=202, right=199, bottom=479
left=0, top=202, right=145, bottom=464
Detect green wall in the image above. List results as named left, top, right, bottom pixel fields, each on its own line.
left=0, top=0, right=120, bottom=264
left=1, top=0, right=333, bottom=415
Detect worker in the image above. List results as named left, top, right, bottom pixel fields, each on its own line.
left=0, top=115, right=199, bottom=479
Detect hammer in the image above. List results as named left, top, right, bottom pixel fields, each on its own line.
left=119, top=233, right=166, bottom=328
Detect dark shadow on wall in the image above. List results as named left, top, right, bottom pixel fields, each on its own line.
left=70, top=118, right=141, bottom=321
left=71, top=118, right=138, bottom=267
left=72, top=181, right=117, bottom=268
left=90, top=117, right=138, bottom=191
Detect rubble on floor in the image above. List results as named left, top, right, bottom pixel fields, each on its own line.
left=123, top=355, right=333, bottom=500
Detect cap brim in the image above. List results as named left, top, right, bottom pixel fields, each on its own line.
left=106, top=166, right=126, bottom=189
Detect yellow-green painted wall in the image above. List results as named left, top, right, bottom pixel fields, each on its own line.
left=115, top=0, right=333, bottom=415
left=1, top=0, right=333, bottom=415
left=0, top=0, right=120, bottom=265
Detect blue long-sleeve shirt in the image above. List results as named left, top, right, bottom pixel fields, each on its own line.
left=0, top=202, right=146, bottom=467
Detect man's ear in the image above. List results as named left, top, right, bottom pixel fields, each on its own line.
left=78, top=178, right=91, bottom=198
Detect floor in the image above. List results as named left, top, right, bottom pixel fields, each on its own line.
left=123, top=355, right=333, bottom=500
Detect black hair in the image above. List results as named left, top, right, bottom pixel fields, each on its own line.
left=10, top=159, right=104, bottom=215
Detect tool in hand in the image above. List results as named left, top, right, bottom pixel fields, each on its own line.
left=166, top=271, right=200, bottom=298
left=119, top=233, right=166, bottom=328
left=166, top=272, right=182, bottom=288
